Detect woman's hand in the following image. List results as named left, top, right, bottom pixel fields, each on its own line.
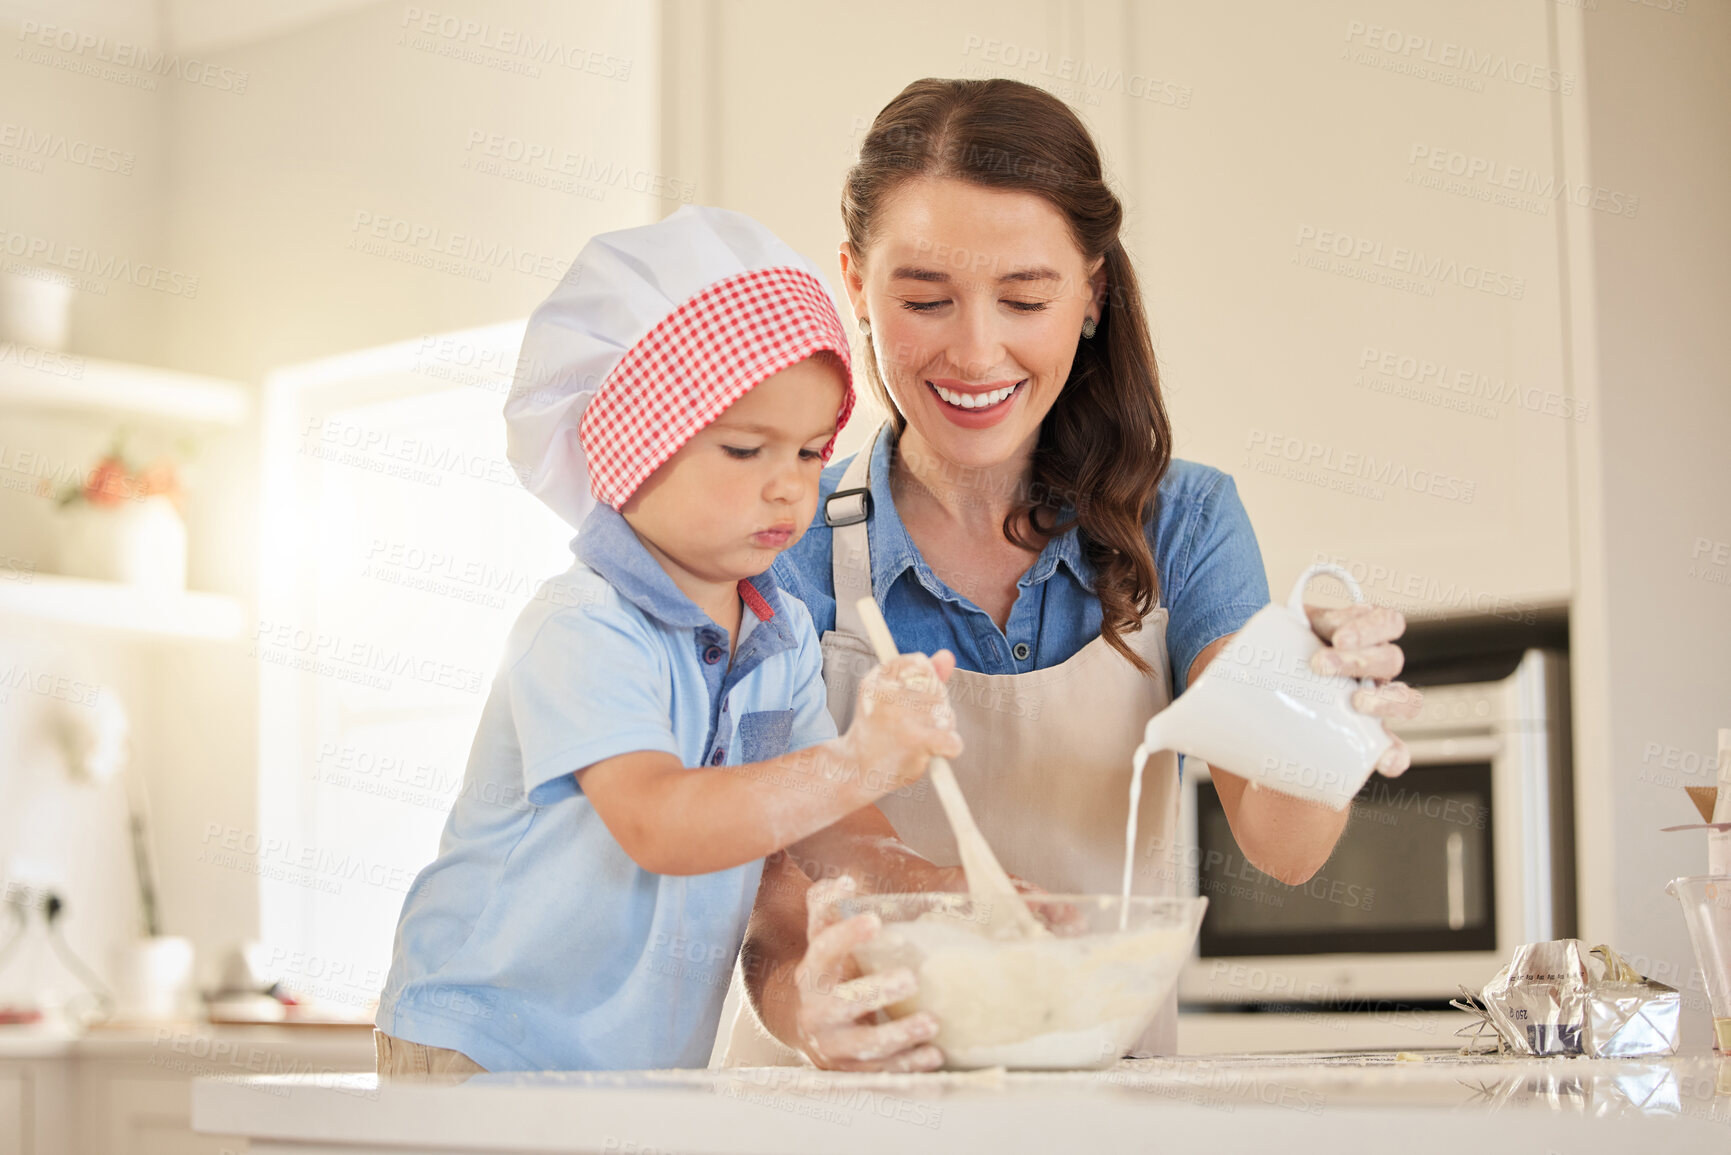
left=792, top=877, right=943, bottom=1072
left=1304, top=603, right=1424, bottom=776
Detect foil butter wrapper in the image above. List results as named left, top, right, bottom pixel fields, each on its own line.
left=1584, top=945, right=1683, bottom=1058
left=1475, top=940, right=1680, bottom=1058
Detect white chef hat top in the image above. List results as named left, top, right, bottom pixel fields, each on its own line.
left=503, top=205, right=853, bottom=530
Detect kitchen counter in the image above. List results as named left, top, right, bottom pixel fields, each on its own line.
left=194, top=1048, right=1731, bottom=1154
left=0, top=1019, right=374, bottom=1061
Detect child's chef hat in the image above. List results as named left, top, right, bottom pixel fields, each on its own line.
left=504, top=205, right=854, bottom=529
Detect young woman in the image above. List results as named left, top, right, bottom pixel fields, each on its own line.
left=728, top=78, right=1422, bottom=1070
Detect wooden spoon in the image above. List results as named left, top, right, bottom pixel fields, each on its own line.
left=853, top=596, right=1047, bottom=938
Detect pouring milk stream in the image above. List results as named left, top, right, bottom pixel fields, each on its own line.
left=837, top=568, right=1391, bottom=1066
left=846, top=596, right=1201, bottom=1067
left=1119, top=563, right=1393, bottom=928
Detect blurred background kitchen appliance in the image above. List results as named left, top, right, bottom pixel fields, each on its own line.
left=1178, top=628, right=1574, bottom=1009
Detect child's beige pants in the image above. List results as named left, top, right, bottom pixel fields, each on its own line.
left=374, top=1029, right=487, bottom=1080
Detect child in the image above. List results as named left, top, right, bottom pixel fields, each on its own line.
left=374, top=206, right=963, bottom=1074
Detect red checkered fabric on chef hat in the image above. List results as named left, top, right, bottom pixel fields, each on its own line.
left=503, top=205, right=854, bottom=529
left=580, top=265, right=853, bottom=510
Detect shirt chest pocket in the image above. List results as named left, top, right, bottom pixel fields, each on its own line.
left=735, top=708, right=795, bottom=764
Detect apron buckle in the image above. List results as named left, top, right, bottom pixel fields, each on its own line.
left=824, top=487, right=873, bottom=527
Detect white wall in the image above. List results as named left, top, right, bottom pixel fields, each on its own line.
left=160, top=0, right=662, bottom=384
left=166, top=0, right=385, bottom=55
left=1565, top=0, right=1731, bottom=1049
left=665, top=0, right=1579, bottom=617
left=0, top=0, right=171, bottom=363
left=657, top=0, right=1075, bottom=457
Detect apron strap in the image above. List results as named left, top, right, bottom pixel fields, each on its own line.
left=824, top=420, right=1171, bottom=681
left=826, top=424, right=881, bottom=640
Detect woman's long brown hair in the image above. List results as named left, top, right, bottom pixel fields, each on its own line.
left=842, top=77, right=1172, bottom=675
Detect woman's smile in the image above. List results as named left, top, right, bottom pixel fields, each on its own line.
left=926, top=377, right=1027, bottom=425
left=843, top=178, right=1100, bottom=461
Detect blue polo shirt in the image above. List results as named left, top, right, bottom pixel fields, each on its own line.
left=772, top=424, right=1269, bottom=694
left=377, top=504, right=837, bottom=1072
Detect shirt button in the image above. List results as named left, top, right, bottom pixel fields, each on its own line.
left=1012, top=642, right=1032, bottom=661
left=710, top=749, right=725, bottom=765
left=703, top=645, right=725, bottom=665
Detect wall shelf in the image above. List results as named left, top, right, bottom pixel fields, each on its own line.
left=0, top=572, right=246, bottom=640
left=0, top=348, right=251, bottom=427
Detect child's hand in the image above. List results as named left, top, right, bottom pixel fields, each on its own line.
left=836, top=651, right=962, bottom=797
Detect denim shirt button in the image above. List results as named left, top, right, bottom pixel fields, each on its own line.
left=1012, top=642, right=1031, bottom=661
left=703, top=644, right=725, bottom=665
left=709, top=748, right=726, bottom=765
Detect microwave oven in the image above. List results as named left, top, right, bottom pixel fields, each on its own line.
left=1174, top=648, right=1574, bottom=1007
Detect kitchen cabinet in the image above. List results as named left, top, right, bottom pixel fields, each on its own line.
left=666, top=0, right=1578, bottom=611
left=0, top=1025, right=373, bottom=1155
left=0, top=1053, right=75, bottom=1155
left=75, top=1025, right=374, bottom=1155
left=1116, top=2, right=1575, bottom=611
left=85, top=1072, right=231, bottom=1155
left=0, top=1071, right=19, bottom=1155
left=0, top=1067, right=32, bottom=1155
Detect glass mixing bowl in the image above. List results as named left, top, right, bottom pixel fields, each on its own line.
left=825, top=892, right=1207, bottom=1070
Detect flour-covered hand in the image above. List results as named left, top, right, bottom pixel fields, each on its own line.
left=835, top=651, right=963, bottom=796
left=792, top=877, right=943, bottom=1072
left=1304, top=602, right=1423, bottom=778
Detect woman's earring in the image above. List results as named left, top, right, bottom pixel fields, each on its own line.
left=1080, top=316, right=1097, bottom=340
left=857, top=316, right=871, bottom=336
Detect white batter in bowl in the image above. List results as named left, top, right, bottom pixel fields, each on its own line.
left=838, top=893, right=1207, bottom=1070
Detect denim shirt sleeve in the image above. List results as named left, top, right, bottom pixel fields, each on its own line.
left=1154, top=465, right=1270, bottom=695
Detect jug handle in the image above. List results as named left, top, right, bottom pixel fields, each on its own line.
left=1286, top=563, right=1380, bottom=692
left=1285, top=562, right=1368, bottom=614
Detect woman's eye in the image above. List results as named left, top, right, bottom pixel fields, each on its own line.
left=799, top=448, right=824, bottom=461
left=1005, top=300, right=1049, bottom=312
left=900, top=299, right=947, bottom=313
left=722, top=445, right=760, bottom=459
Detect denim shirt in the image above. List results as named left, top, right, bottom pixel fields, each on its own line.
left=772, top=424, right=1270, bottom=695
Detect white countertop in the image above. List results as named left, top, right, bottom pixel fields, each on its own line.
left=0, top=1020, right=376, bottom=1061
left=194, top=1048, right=1731, bottom=1154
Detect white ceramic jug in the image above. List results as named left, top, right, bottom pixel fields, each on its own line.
left=1140, top=562, right=1392, bottom=810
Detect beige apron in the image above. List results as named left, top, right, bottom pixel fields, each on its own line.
left=714, top=428, right=1181, bottom=1064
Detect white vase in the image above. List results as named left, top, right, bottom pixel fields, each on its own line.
left=0, top=267, right=75, bottom=350
left=55, top=495, right=187, bottom=590
left=110, top=936, right=197, bottom=1022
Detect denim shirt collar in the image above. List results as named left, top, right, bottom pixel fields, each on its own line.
left=574, top=504, right=793, bottom=650
left=863, top=424, right=1094, bottom=604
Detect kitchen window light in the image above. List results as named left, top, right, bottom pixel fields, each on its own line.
left=256, top=322, right=570, bottom=1012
